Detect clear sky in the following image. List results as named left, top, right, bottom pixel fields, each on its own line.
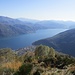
left=0, top=0, right=75, bottom=21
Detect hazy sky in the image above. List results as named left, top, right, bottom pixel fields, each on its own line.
left=0, top=0, right=75, bottom=21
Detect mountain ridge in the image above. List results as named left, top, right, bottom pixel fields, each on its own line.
left=33, top=28, right=75, bottom=57
left=1, top=16, right=75, bottom=37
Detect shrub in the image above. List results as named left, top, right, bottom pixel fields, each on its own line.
left=14, top=63, right=33, bottom=75
left=35, top=45, right=55, bottom=61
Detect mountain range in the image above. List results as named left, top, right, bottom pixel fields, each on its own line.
left=0, top=16, right=73, bottom=37
left=18, top=18, right=39, bottom=23
left=0, top=16, right=35, bottom=37
left=0, top=16, right=75, bottom=37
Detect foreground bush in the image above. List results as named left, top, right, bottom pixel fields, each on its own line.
left=35, top=45, right=55, bottom=61
left=14, top=63, right=33, bottom=75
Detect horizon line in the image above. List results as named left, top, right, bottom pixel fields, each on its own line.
left=0, top=15, right=75, bottom=22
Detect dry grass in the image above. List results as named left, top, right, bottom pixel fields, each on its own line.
left=2, top=60, right=22, bottom=71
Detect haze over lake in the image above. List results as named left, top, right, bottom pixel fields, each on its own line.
left=0, top=29, right=67, bottom=50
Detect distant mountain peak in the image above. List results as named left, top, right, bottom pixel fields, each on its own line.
left=18, top=18, right=39, bottom=23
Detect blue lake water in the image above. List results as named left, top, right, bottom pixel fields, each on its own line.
left=0, top=29, right=67, bottom=50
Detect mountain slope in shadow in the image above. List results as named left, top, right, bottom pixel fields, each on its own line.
left=33, top=28, right=75, bottom=57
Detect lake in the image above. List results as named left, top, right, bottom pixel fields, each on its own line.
left=0, top=29, right=67, bottom=50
